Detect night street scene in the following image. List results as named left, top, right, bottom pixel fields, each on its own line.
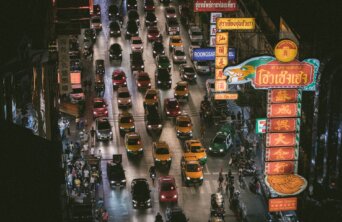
left=2, top=0, right=342, bottom=222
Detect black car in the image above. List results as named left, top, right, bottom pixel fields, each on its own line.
left=109, top=43, right=122, bottom=61
left=128, top=10, right=139, bottom=25
left=107, top=161, right=126, bottom=187
left=127, top=0, right=137, bottom=11
left=130, top=52, right=144, bottom=71
left=93, top=4, right=101, bottom=15
left=155, top=68, right=171, bottom=89
left=109, top=21, right=121, bottom=37
left=84, top=28, right=96, bottom=42
left=95, top=81, right=105, bottom=97
left=126, top=20, right=139, bottom=39
left=165, top=207, right=188, bottom=222
left=152, top=41, right=165, bottom=58
left=131, top=179, right=151, bottom=208
left=165, top=18, right=180, bottom=35
left=95, top=59, right=105, bottom=75
left=144, top=0, right=155, bottom=11
left=108, top=5, right=119, bottom=20
left=160, top=0, right=170, bottom=5
left=145, top=105, right=162, bottom=132
left=179, top=64, right=197, bottom=83
left=145, top=12, right=157, bottom=27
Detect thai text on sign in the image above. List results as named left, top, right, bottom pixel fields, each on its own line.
left=194, top=0, right=238, bottom=12
left=214, top=93, right=238, bottom=100
left=216, top=18, right=255, bottom=30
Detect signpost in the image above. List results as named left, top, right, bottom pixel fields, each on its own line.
left=216, top=18, right=256, bottom=30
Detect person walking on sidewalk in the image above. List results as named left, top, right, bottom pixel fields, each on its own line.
left=90, top=127, right=96, bottom=147
left=102, top=209, right=109, bottom=222
left=218, top=168, right=224, bottom=189
left=200, top=124, right=205, bottom=139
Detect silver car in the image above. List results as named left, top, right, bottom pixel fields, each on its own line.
left=188, top=26, right=203, bottom=42
left=172, top=47, right=186, bottom=63
left=91, top=16, right=102, bottom=31
left=194, top=61, right=210, bottom=74
left=131, top=36, right=143, bottom=52
left=118, top=87, right=132, bottom=108
left=95, top=118, right=113, bottom=141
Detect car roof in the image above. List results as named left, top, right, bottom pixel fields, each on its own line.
left=159, top=175, right=175, bottom=182
left=154, top=141, right=168, bottom=148
left=132, top=178, right=148, bottom=184
left=119, top=112, right=133, bottom=117
left=126, top=132, right=140, bottom=138
left=118, top=87, right=129, bottom=92
left=146, top=89, right=157, bottom=94
left=96, top=117, right=109, bottom=123
left=176, top=81, right=188, bottom=86
left=93, top=97, right=105, bottom=102
left=131, top=36, right=141, bottom=41
left=177, top=115, right=191, bottom=121
left=171, top=35, right=181, bottom=39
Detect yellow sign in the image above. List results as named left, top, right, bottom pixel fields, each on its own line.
left=215, top=93, right=238, bottom=100
left=215, top=56, right=228, bottom=69
left=215, top=69, right=227, bottom=80
left=274, top=39, right=298, bottom=62
left=215, top=80, right=227, bottom=91
left=216, top=18, right=255, bottom=30
left=216, top=32, right=228, bottom=45
left=216, top=45, right=228, bottom=57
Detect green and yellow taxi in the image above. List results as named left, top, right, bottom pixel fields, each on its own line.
left=174, top=81, right=189, bottom=101
left=144, top=89, right=159, bottom=107
left=184, top=139, right=207, bottom=165
left=152, top=141, right=172, bottom=168
left=118, top=112, right=135, bottom=136
left=124, top=132, right=143, bottom=156
left=181, top=155, right=203, bottom=186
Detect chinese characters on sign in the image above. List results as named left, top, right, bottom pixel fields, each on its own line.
left=274, top=40, right=298, bottom=63
left=269, top=89, right=300, bottom=103
left=267, top=118, right=299, bottom=132
left=215, top=69, right=227, bottom=80
left=266, top=133, right=298, bottom=147
left=267, top=103, right=300, bottom=118
left=215, top=80, right=227, bottom=91
left=216, top=45, right=228, bottom=57
left=265, top=161, right=295, bottom=175
left=266, top=147, right=296, bottom=161
left=216, top=32, right=229, bottom=45
left=58, top=36, right=71, bottom=94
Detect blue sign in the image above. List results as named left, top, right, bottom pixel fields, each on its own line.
left=192, top=48, right=215, bottom=61
left=228, top=48, right=236, bottom=62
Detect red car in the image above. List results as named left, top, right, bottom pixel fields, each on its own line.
left=144, top=0, right=155, bottom=11
left=164, top=98, right=181, bottom=117
left=112, top=69, right=127, bottom=89
left=158, top=176, right=178, bottom=202
left=92, top=98, right=108, bottom=119
left=147, top=26, right=161, bottom=42
left=134, top=71, right=151, bottom=90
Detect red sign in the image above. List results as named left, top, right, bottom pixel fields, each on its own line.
left=269, top=89, right=299, bottom=103
left=253, top=60, right=314, bottom=89
left=265, top=161, right=295, bottom=175
left=266, top=147, right=296, bottom=161
left=194, top=0, right=238, bottom=12
left=266, top=133, right=297, bottom=147
left=269, top=197, right=297, bottom=212
left=267, top=103, right=300, bottom=118
left=267, top=118, right=298, bottom=132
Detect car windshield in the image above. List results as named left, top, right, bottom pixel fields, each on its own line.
left=92, top=18, right=101, bottom=23
left=159, top=56, right=169, bottom=62
left=197, top=61, right=208, bottom=66
left=149, top=29, right=159, bottom=34
left=167, top=8, right=175, bottom=13
left=138, top=75, right=150, bottom=81
left=186, top=163, right=200, bottom=172
left=94, top=101, right=105, bottom=108
left=113, top=74, right=124, bottom=80
left=110, top=22, right=119, bottom=29
left=154, top=44, right=163, bottom=50
left=109, top=165, right=123, bottom=175
left=156, top=147, right=169, bottom=155
left=190, top=146, right=202, bottom=153
left=118, top=92, right=130, bottom=98
left=120, top=116, right=133, bottom=123
left=146, top=13, right=156, bottom=20
left=161, top=182, right=175, bottom=191
left=146, top=93, right=156, bottom=99
left=175, top=51, right=185, bottom=56
left=168, top=100, right=178, bottom=108
left=184, top=67, right=194, bottom=73
left=128, top=137, right=141, bottom=145
left=176, top=85, right=187, bottom=91
left=72, top=88, right=83, bottom=94
left=169, top=20, right=178, bottom=26
left=133, top=182, right=149, bottom=194
left=213, top=134, right=226, bottom=143
left=98, top=121, right=110, bottom=130
left=148, top=117, right=161, bottom=124
left=178, top=120, right=190, bottom=127
left=192, top=31, right=202, bottom=36
left=132, top=39, right=142, bottom=44
left=172, top=39, right=181, bottom=43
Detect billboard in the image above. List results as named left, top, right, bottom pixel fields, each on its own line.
left=268, top=89, right=300, bottom=103
left=266, top=147, right=296, bottom=161
left=194, top=0, right=238, bottom=12
left=210, top=24, right=217, bottom=36
left=215, top=56, right=228, bottom=69
left=215, top=80, right=227, bottom=91
left=210, top=12, right=222, bottom=23
left=265, top=161, right=295, bottom=175
left=216, top=32, right=229, bottom=45
left=267, top=103, right=301, bottom=118
left=266, top=133, right=298, bottom=147
left=269, top=197, right=297, bottom=212
left=228, top=47, right=236, bottom=62
left=267, top=118, right=299, bottom=133
left=192, top=48, right=215, bottom=61
left=215, top=69, right=227, bottom=80
left=216, top=18, right=255, bottom=30
left=215, top=93, right=238, bottom=100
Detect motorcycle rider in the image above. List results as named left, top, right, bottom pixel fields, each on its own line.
left=200, top=96, right=211, bottom=120
left=155, top=212, right=163, bottom=222
left=149, top=165, right=156, bottom=184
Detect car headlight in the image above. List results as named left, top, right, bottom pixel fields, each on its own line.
left=168, top=65, right=171, bottom=68
left=155, top=158, right=160, bottom=161
left=128, top=99, right=131, bottom=102
left=148, top=83, right=151, bottom=86
left=130, top=126, right=135, bottom=129
left=110, top=54, right=113, bottom=57
left=93, top=111, right=97, bottom=114
left=161, top=195, right=165, bottom=199
left=109, top=13, right=112, bottom=16
left=127, top=31, right=130, bottom=34
left=174, top=93, right=178, bottom=96
left=158, top=81, right=161, bottom=83
left=138, top=83, right=141, bottom=86
left=209, top=147, right=212, bottom=150
left=132, top=200, right=137, bottom=203
left=185, top=93, right=189, bottom=96
left=162, top=50, right=165, bottom=53
left=166, top=111, right=170, bottom=114
left=118, top=99, right=122, bottom=103
left=200, top=176, right=203, bottom=179
left=178, top=111, right=181, bottom=114
left=167, top=157, right=172, bottom=161
left=158, top=124, right=162, bottom=128
left=110, top=132, right=113, bottom=135
left=194, top=75, right=197, bottom=78
left=110, top=181, right=115, bottom=184
left=168, top=80, right=171, bottom=83
left=138, top=148, right=143, bottom=151
left=148, top=125, right=152, bottom=128
left=220, top=149, right=224, bottom=152
left=120, top=127, right=124, bottom=129
left=153, top=50, right=156, bottom=53
left=186, top=177, right=191, bottom=180
left=97, top=132, right=101, bottom=136
left=146, top=199, right=151, bottom=203
left=141, top=65, right=144, bottom=68
left=158, top=65, right=161, bottom=68
left=121, top=179, right=126, bottom=182
left=177, top=130, right=181, bottom=133
left=119, top=54, right=122, bottom=56
left=173, top=195, right=177, bottom=198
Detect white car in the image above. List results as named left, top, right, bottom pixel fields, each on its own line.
left=91, top=16, right=102, bottom=31
left=194, top=61, right=210, bottom=74
left=70, top=84, right=85, bottom=103
left=131, top=36, right=143, bottom=52
left=172, top=47, right=186, bottom=63
left=117, top=87, right=132, bottom=108
left=189, top=40, right=201, bottom=60
left=188, top=26, right=203, bottom=42
left=165, top=6, right=177, bottom=18
left=205, top=79, right=215, bottom=96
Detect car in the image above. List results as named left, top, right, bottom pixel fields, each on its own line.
left=131, top=36, right=143, bottom=52
left=155, top=68, right=172, bottom=89
left=174, top=81, right=189, bottom=101
left=160, top=0, right=170, bottom=4
left=172, top=47, right=186, bottom=63
left=118, top=112, right=135, bottom=136
left=109, top=21, right=121, bottom=37
left=156, top=55, right=171, bottom=71
left=95, top=118, right=113, bottom=141
left=175, top=115, right=193, bottom=139
left=165, top=18, right=180, bottom=35
left=126, top=0, right=137, bottom=11
left=93, top=4, right=101, bottom=15
left=144, top=89, right=159, bottom=107
left=152, top=41, right=165, bottom=58
left=84, top=28, right=96, bottom=42
left=128, top=10, right=140, bottom=25
left=112, top=69, right=127, bottom=89
left=92, top=98, right=108, bottom=119
left=108, top=5, right=119, bottom=20
left=70, top=84, right=85, bottom=103
left=179, top=64, right=197, bottom=82
left=130, top=52, right=144, bottom=71
left=164, top=98, right=181, bottom=117
left=188, top=26, right=203, bottom=42
left=147, top=26, right=161, bottom=42
left=134, top=71, right=151, bottom=90
left=144, top=0, right=155, bottom=11
left=209, top=124, right=234, bottom=155
left=69, top=38, right=79, bottom=55
left=189, top=40, right=202, bottom=60
left=165, top=7, right=177, bottom=19
left=126, top=20, right=139, bottom=39
left=145, top=12, right=157, bottom=27
left=131, top=179, right=151, bottom=208
left=206, top=78, right=215, bottom=96
left=181, top=156, right=203, bottom=186
left=165, top=207, right=188, bottom=222
left=94, top=78, right=105, bottom=97
left=145, top=105, right=163, bottom=133
left=169, top=35, right=183, bottom=50
left=91, top=16, right=102, bottom=32
left=117, top=87, right=132, bottom=108
left=83, top=39, right=93, bottom=57
left=158, top=176, right=178, bottom=202
left=153, top=141, right=172, bottom=168
left=107, top=155, right=126, bottom=187
left=125, top=132, right=143, bottom=156
left=109, top=43, right=122, bottom=61
left=95, top=59, right=105, bottom=75
left=194, top=61, right=210, bottom=74
left=184, top=139, right=207, bottom=165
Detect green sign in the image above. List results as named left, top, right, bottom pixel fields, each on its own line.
left=256, top=118, right=267, bottom=134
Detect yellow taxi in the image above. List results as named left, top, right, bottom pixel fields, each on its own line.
left=144, top=89, right=159, bottom=107
left=184, top=139, right=207, bottom=165
left=152, top=141, right=172, bottom=168
left=175, top=114, right=192, bottom=139
left=181, top=155, right=203, bottom=186
left=169, top=35, right=183, bottom=51
left=118, top=112, right=135, bottom=136
left=124, top=132, right=143, bottom=157
left=174, top=81, right=189, bottom=101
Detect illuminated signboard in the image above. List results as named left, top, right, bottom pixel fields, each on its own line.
left=269, top=197, right=297, bottom=212
left=214, top=93, right=238, bottom=100
left=216, top=32, right=228, bottom=45
left=215, top=69, right=227, bottom=80
left=267, top=103, right=301, bottom=118
left=216, top=18, right=255, bottom=30
left=215, top=80, right=227, bottom=91
left=266, top=147, right=297, bottom=161
left=192, top=48, right=216, bottom=61
left=210, top=24, right=217, bottom=36
left=274, top=40, right=298, bottom=63
left=216, top=45, right=228, bottom=57
left=215, top=56, right=228, bottom=69
left=267, top=118, right=299, bottom=133
left=266, top=133, right=298, bottom=147
left=194, top=0, right=238, bottom=12
left=70, top=72, right=81, bottom=84
left=265, top=161, right=295, bottom=175
left=210, top=12, right=222, bottom=23
left=268, top=89, right=300, bottom=103
left=256, top=118, right=267, bottom=134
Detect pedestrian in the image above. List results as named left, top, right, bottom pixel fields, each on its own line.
left=90, top=175, right=95, bottom=191
left=97, top=149, right=102, bottom=159
left=75, top=116, right=80, bottom=130
left=102, top=209, right=109, bottom=222
left=90, top=147, right=95, bottom=156
left=218, top=168, right=224, bottom=189
left=200, top=124, right=205, bottom=139
left=79, top=118, right=84, bottom=130
left=83, top=168, right=90, bottom=179
left=90, top=127, right=96, bottom=147
left=237, top=111, right=241, bottom=121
